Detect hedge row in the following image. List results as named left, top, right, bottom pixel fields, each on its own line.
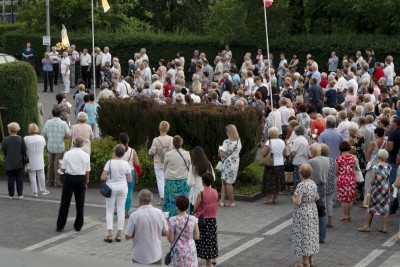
left=3, top=29, right=400, bottom=74
left=0, top=62, right=38, bottom=138
left=97, top=99, right=263, bottom=170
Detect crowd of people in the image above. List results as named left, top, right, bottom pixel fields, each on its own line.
left=9, top=43, right=400, bottom=266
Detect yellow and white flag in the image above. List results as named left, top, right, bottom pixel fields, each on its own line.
left=102, top=0, right=110, bottom=13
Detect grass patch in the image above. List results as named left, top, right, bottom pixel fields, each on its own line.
left=235, top=161, right=263, bottom=195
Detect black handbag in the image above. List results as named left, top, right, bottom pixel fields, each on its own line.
left=196, top=192, right=206, bottom=227
left=284, top=156, right=294, bottom=172
left=165, top=216, right=190, bottom=265
left=316, top=201, right=326, bottom=217
left=100, top=160, right=112, bottom=198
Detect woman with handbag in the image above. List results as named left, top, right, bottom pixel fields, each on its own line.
left=167, top=195, right=199, bottom=267
left=194, top=173, right=218, bottom=267
left=261, top=127, right=286, bottom=204
left=348, top=122, right=366, bottom=200
left=100, top=145, right=132, bottom=243
left=290, top=126, right=309, bottom=190
left=187, top=146, right=215, bottom=212
left=335, top=141, right=357, bottom=222
left=218, top=124, right=242, bottom=208
left=358, top=149, right=392, bottom=233
left=364, top=127, right=386, bottom=203
left=119, top=133, right=141, bottom=218
left=163, top=135, right=191, bottom=217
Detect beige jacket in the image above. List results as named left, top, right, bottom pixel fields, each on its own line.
left=149, top=135, right=173, bottom=169
left=164, top=148, right=191, bottom=180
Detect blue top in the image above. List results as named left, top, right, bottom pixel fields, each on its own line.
left=318, top=128, right=343, bottom=160
left=42, top=58, right=53, bottom=72
left=396, top=109, right=400, bottom=117
left=22, top=47, right=35, bottom=64
left=83, top=103, right=99, bottom=125
left=325, top=89, right=337, bottom=107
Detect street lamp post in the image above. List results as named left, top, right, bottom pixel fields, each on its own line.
left=45, top=0, right=50, bottom=52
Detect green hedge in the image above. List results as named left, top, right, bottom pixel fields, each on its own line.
left=4, top=30, right=400, bottom=75
left=0, top=62, right=38, bottom=139
left=97, top=99, right=263, bottom=170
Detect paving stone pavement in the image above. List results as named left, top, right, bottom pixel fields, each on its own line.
left=1, top=180, right=400, bottom=267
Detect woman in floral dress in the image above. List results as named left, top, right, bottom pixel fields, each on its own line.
left=335, top=141, right=357, bottom=222
left=218, top=125, right=242, bottom=207
left=358, top=149, right=392, bottom=233
left=292, top=164, right=319, bottom=267
left=168, top=196, right=199, bottom=267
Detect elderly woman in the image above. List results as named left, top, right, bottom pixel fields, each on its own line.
left=292, top=164, right=319, bottom=267
left=290, top=126, right=309, bottom=190
left=149, top=121, right=173, bottom=205
left=351, top=105, right=364, bottom=124
left=74, top=84, right=88, bottom=116
left=218, top=125, right=242, bottom=207
left=261, top=127, right=286, bottom=204
left=70, top=112, right=94, bottom=155
left=163, top=135, right=191, bottom=217
left=1, top=122, right=27, bottom=199
left=344, top=87, right=357, bottom=113
left=321, top=144, right=336, bottom=228
left=335, top=141, right=357, bottom=222
left=296, top=103, right=311, bottom=132
left=101, top=145, right=132, bottom=243
left=358, top=149, right=392, bottom=233
left=24, top=123, right=49, bottom=197
left=348, top=121, right=366, bottom=199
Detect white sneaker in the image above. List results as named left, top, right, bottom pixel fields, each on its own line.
left=32, top=192, right=38, bottom=197
left=8, top=196, right=13, bottom=200
left=18, top=195, right=24, bottom=200
left=41, top=190, right=50, bottom=195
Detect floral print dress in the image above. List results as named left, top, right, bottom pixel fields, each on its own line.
left=292, top=180, right=319, bottom=257
left=336, top=154, right=356, bottom=202
left=221, top=139, right=242, bottom=184
left=168, top=215, right=198, bottom=267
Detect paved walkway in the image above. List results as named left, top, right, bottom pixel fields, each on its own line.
left=1, top=180, right=400, bottom=266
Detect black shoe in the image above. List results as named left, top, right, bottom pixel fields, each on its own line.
left=74, top=227, right=81, bottom=232
left=389, top=210, right=396, bottom=215
left=54, top=82, right=58, bottom=85
left=319, top=240, right=325, bottom=244
left=56, top=228, right=64, bottom=232
left=50, top=90, right=53, bottom=92
left=70, top=86, right=75, bottom=88
left=104, top=237, right=112, bottom=243
left=42, top=90, right=47, bottom=92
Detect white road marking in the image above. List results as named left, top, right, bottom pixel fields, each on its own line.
left=0, top=194, right=104, bottom=208
left=381, top=234, right=398, bottom=247
left=378, top=251, right=400, bottom=267
left=23, top=222, right=100, bottom=251
left=217, top=237, right=264, bottom=265
left=263, top=218, right=292, bottom=235
left=353, top=249, right=385, bottom=267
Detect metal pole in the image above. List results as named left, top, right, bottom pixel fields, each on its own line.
left=45, top=0, right=50, bottom=52
left=10, top=0, right=13, bottom=23
left=92, top=0, right=96, bottom=99
left=2, top=0, right=5, bottom=23
left=263, top=1, right=273, bottom=111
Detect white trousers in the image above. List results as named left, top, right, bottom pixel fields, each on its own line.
left=105, top=186, right=128, bottom=231
left=154, top=165, right=165, bottom=198
left=62, top=71, right=70, bottom=92
left=28, top=169, right=46, bottom=193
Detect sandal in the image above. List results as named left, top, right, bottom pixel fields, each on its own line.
left=226, top=203, right=236, bottom=208
left=379, top=229, right=387, bottom=234
left=262, top=200, right=273, bottom=205
left=115, top=235, right=122, bottom=242
left=211, top=259, right=217, bottom=265
left=396, top=236, right=400, bottom=244
left=219, top=202, right=225, bottom=208
left=340, top=216, right=349, bottom=221
left=104, top=235, right=113, bottom=243
left=358, top=226, right=370, bottom=232
left=295, top=263, right=310, bottom=267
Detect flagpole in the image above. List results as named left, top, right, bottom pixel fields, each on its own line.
left=91, top=0, right=96, bottom=100
left=263, top=1, right=273, bottom=112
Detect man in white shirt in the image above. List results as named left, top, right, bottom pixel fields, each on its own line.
left=278, top=97, right=292, bottom=138
left=101, top=46, right=112, bottom=68
left=117, top=77, right=133, bottom=99
left=355, top=51, right=365, bottom=68
left=80, top=48, right=92, bottom=89
left=139, top=48, right=149, bottom=62
left=69, top=44, right=80, bottom=88
left=125, top=189, right=169, bottom=265
left=150, top=74, right=163, bottom=91
left=345, top=72, right=358, bottom=92
left=335, top=71, right=347, bottom=91
left=48, top=46, right=60, bottom=85
left=94, top=47, right=103, bottom=88
left=56, top=137, right=90, bottom=232
left=213, top=56, right=223, bottom=82
left=336, top=110, right=350, bottom=142
left=60, top=52, right=71, bottom=93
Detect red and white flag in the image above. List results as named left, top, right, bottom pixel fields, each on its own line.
left=264, top=0, right=273, bottom=8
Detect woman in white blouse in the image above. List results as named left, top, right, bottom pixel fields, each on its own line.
left=70, top=112, right=94, bottom=155
left=187, top=146, right=215, bottom=211
left=24, top=123, right=49, bottom=197
left=100, top=145, right=132, bottom=243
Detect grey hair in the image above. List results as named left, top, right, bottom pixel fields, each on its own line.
left=310, top=143, right=321, bottom=156
left=138, top=189, right=153, bottom=204
left=355, top=105, right=364, bottom=115
left=77, top=112, right=88, bottom=123
left=348, top=121, right=359, bottom=131
left=294, top=125, right=305, bottom=136
left=322, top=107, right=331, bottom=118
left=326, top=115, right=336, bottom=128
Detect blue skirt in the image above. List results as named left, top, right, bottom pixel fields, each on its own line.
left=162, top=179, right=190, bottom=217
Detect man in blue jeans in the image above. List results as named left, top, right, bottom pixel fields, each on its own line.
left=387, top=117, right=400, bottom=214
left=308, top=143, right=330, bottom=243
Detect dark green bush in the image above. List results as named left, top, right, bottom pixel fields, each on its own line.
left=97, top=99, right=263, bottom=171
left=0, top=62, right=38, bottom=139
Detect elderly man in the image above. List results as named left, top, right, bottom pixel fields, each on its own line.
left=202, top=59, right=214, bottom=87
left=60, top=51, right=71, bottom=93
left=80, top=48, right=92, bottom=89
left=213, top=56, right=223, bottom=82
left=150, top=74, right=163, bottom=91
left=346, top=72, right=358, bottom=93
left=358, top=117, right=373, bottom=155
left=139, top=48, right=149, bottom=62
left=48, top=46, right=60, bottom=85
left=101, top=46, right=112, bottom=68
left=125, top=189, right=168, bottom=265
left=56, top=137, right=90, bottom=232
left=336, top=110, right=350, bottom=141
left=308, top=78, right=324, bottom=114
left=42, top=107, right=70, bottom=188
left=97, top=82, right=114, bottom=100
left=94, top=47, right=103, bottom=88
left=278, top=97, right=292, bottom=138
left=327, top=51, right=338, bottom=72
left=68, top=44, right=79, bottom=88
left=309, top=143, right=330, bottom=243
left=319, top=115, right=342, bottom=160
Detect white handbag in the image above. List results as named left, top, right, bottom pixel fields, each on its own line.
left=355, top=160, right=364, bottom=183
left=215, top=161, right=223, bottom=172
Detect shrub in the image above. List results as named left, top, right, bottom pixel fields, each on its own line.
left=88, top=136, right=117, bottom=183
left=0, top=62, right=38, bottom=139
left=97, top=99, right=263, bottom=171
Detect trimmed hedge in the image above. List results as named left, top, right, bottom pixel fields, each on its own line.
left=4, top=30, right=400, bottom=75
left=0, top=62, right=38, bottom=138
left=97, top=99, right=263, bottom=170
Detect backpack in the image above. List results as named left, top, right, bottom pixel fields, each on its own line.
left=157, top=137, right=171, bottom=163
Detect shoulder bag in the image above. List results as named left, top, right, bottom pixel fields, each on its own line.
left=260, top=140, right=274, bottom=166
left=165, top=216, right=190, bottom=265
left=366, top=140, right=386, bottom=171
left=216, top=141, right=238, bottom=171
left=176, top=149, right=189, bottom=171
left=100, top=161, right=112, bottom=198
left=354, top=158, right=364, bottom=183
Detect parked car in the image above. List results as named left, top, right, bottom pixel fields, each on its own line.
left=0, top=53, right=17, bottom=64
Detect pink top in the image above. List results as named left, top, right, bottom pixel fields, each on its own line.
left=196, top=187, right=218, bottom=219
